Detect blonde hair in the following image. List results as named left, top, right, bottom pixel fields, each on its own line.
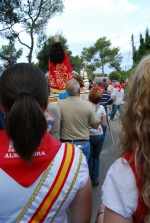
left=117, top=55, right=150, bottom=222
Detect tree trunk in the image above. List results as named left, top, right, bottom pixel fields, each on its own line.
left=102, top=64, right=104, bottom=77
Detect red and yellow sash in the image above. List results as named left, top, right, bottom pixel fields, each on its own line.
left=29, top=143, right=74, bottom=223
left=15, top=143, right=82, bottom=223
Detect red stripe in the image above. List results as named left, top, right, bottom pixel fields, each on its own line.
left=29, top=146, right=67, bottom=223
left=41, top=144, right=74, bottom=221
left=29, top=143, right=74, bottom=223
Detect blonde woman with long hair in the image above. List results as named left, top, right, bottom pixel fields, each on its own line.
left=96, top=55, right=150, bottom=223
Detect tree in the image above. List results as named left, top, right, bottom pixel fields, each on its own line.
left=120, top=68, right=134, bottom=79
left=145, top=28, right=150, bottom=50
left=36, top=34, right=71, bottom=73
left=81, top=37, right=122, bottom=76
left=109, top=71, right=121, bottom=81
left=85, top=67, right=95, bottom=80
left=0, top=42, right=23, bottom=68
left=70, top=55, right=84, bottom=73
left=133, top=28, right=150, bottom=64
left=109, top=54, right=122, bottom=72
left=81, top=46, right=96, bottom=72
left=0, top=0, right=21, bottom=35
left=0, top=0, right=64, bottom=63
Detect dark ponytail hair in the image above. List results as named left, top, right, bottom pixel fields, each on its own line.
left=49, top=42, right=65, bottom=65
left=0, top=63, right=49, bottom=162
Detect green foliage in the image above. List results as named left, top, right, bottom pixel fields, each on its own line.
left=85, top=67, right=95, bottom=80
left=70, top=55, right=83, bottom=73
left=133, top=28, right=150, bottom=63
left=36, top=34, right=71, bottom=73
left=109, top=71, right=121, bottom=81
left=119, top=68, right=134, bottom=80
left=0, top=1, right=21, bottom=35
left=81, top=36, right=122, bottom=75
left=109, top=53, right=122, bottom=71
left=0, top=42, right=23, bottom=68
left=0, top=0, right=64, bottom=63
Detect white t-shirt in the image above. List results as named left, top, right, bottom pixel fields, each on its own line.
left=89, top=104, right=106, bottom=136
left=112, top=88, right=124, bottom=105
left=107, top=85, right=115, bottom=96
left=101, top=158, right=138, bottom=218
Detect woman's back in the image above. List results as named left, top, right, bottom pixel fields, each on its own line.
left=0, top=63, right=92, bottom=223
left=0, top=131, right=88, bottom=222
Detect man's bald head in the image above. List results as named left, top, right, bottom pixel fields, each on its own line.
left=115, top=81, right=120, bottom=86
left=65, top=79, right=80, bottom=96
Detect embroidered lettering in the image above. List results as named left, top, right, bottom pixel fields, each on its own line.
left=33, top=151, right=45, bottom=156
left=8, top=141, right=15, bottom=152
left=5, top=153, right=19, bottom=158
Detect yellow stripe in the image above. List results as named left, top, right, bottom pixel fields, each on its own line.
left=50, top=148, right=83, bottom=222
left=14, top=159, right=54, bottom=223
left=32, top=143, right=73, bottom=222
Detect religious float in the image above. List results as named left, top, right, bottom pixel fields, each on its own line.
left=49, top=68, right=89, bottom=103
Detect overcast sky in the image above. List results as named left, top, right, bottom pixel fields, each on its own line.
left=46, top=0, right=150, bottom=73
left=1, top=0, right=150, bottom=74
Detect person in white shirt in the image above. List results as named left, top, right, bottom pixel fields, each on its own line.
left=107, top=80, right=115, bottom=114
left=108, top=81, right=124, bottom=121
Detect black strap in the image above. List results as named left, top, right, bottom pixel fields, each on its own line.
left=95, top=212, right=104, bottom=223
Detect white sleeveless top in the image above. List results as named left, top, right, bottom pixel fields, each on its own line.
left=0, top=143, right=89, bottom=223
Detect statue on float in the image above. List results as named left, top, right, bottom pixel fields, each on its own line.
left=80, top=67, right=89, bottom=90
left=48, top=35, right=73, bottom=93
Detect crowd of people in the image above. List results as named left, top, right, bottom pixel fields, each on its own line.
left=0, top=39, right=150, bottom=222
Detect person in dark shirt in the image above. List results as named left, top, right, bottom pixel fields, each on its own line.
left=93, top=77, right=113, bottom=137
left=89, top=79, right=93, bottom=90
left=93, top=77, right=113, bottom=113
left=102, top=79, right=107, bottom=91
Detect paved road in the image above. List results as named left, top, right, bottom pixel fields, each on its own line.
left=90, top=115, right=122, bottom=223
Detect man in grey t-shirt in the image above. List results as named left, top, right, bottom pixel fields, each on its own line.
left=58, top=79, right=100, bottom=164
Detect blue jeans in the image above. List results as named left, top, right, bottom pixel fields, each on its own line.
left=72, top=140, right=90, bottom=164
left=101, top=125, right=107, bottom=138
left=109, top=104, right=123, bottom=120
left=61, top=140, right=90, bottom=164
left=89, top=134, right=104, bottom=182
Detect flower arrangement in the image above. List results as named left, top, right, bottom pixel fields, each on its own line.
left=73, top=72, right=84, bottom=87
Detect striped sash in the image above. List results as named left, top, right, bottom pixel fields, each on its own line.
left=15, top=143, right=82, bottom=223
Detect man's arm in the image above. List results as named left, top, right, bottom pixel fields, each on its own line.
left=107, top=92, right=114, bottom=105
left=110, top=88, right=116, bottom=102
left=111, top=95, right=116, bottom=100
left=91, top=120, right=101, bottom=129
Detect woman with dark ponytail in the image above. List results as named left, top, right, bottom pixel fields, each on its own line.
left=0, top=63, right=91, bottom=223
left=0, top=63, right=48, bottom=162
